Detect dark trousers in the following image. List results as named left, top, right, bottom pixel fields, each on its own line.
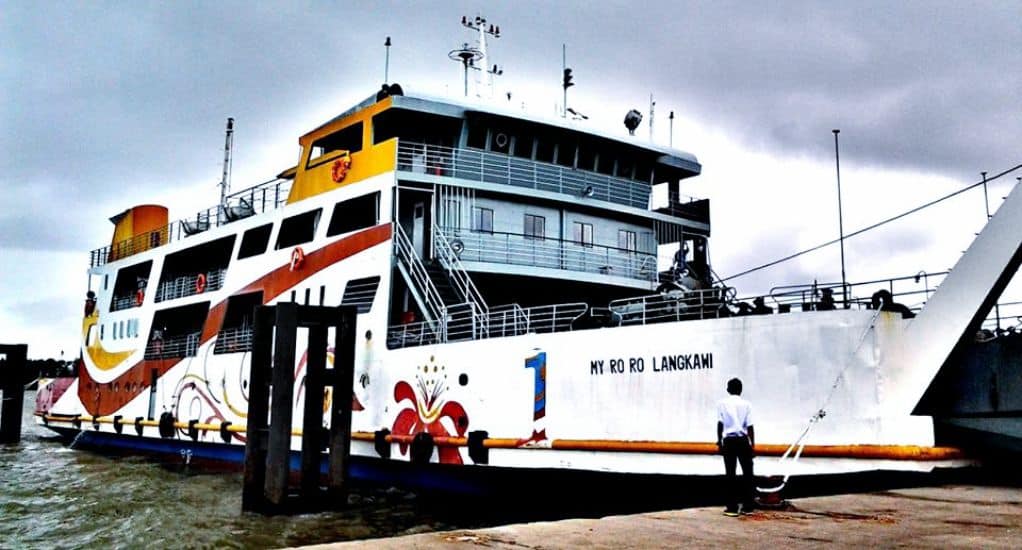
left=722, top=435, right=754, bottom=511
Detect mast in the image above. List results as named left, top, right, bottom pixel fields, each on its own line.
left=450, top=15, right=501, bottom=98
left=219, top=117, right=234, bottom=207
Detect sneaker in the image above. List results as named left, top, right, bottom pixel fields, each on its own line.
left=723, top=509, right=739, bottom=517
left=740, top=504, right=754, bottom=515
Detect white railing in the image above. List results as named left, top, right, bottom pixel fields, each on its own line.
left=442, top=228, right=658, bottom=283
left=155, top=269, right=227, bottom=302
left=90, top=178, right=292, bottom=268
left=397, top=142, right=655, bottom=210
left=213, top=326, right=253, bottom=354
left=144, top=332, right=200, bottom=360
left=387, top=301, right=588, bottom=349
left=608, top=289, right=731, bottom=325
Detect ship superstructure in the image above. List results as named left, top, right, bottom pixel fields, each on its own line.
left=36, top=32, right=1022, bottom=493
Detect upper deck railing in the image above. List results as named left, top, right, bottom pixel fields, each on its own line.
left=397, top=142, right=657, bottom=210
left=442, top=227, right=659, bottom=283
left=89, top=178, right=292, bottom=268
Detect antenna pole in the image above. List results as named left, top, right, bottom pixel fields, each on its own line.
left=833, top=129, right=847, bottom=305
left=649, top=94, right=655, bottom=142
left=220, top=117, right=234, bottom=207
left=384, top=36, right=391, bottom=83
left=562, top=44, right=567, bottom=118
left=669, top=110, right=675, bottom=147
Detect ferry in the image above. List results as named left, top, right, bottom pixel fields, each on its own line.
left=36, top=20, right=1022, bottom=497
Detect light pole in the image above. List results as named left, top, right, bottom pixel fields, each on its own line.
left=833, top=129, right=847, bottom=306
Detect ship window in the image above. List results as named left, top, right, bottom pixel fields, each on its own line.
left=597, top=151, right=615, bottom=175
left=214, top=291, right=262, bottom=354
left=308, top=122, right=363, bottom=166
left=100, top=324, right=105, bottom=339
left=512, top=132, right=534, bottom=159
left=327, top=192, right=379, bottom=237
left=156, top=235, right=236, bottom=302
left=491, top=129, right=511, bottom=154
left=618, top=230, right=637, bottom=252
left=466, top=119, right=487, bottom=149
left=616, top=158, right=634, bottom=179
left=472, top=207, right=493, bottom=233
left=524, top=214, right=545, bottom=240
left=535, top=139, right=555, bottom=163
left=110, top=260, right=153, bottom=311
left=556, top=140, right=576, bottom=167
left=276, top=209, right=322, bottom=249
left=238, top=223, right=273, bottom=259
left=577, top=143, right=596, bottom=171
left=146, top=302, right=209, bottom=360
left=635, top=162, right=653, bottom=184
left=341, top=276, right=381, bottom=313
left=573, top=222, right=593, bottom=247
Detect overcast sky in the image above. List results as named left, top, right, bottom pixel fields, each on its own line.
left=3, top=1, right=1020, bottom=358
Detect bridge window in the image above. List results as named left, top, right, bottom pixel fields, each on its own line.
left=524, top=214, right=545, bottom=240
left=618, top=230, right=637, bottom=252
left=327, top=192, right=379, bottom=237
left=276, top=209, right=322, bottom=249
left=472, top=207, right=493, bottom=233
left=238, top=223, right=273, bottom=259
left=308, top=122, right=363, bottom=167
left=573, top=222, right=593, bottom=247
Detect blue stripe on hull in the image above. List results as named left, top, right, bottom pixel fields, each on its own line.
left=50, top=427, right=493, bottom=496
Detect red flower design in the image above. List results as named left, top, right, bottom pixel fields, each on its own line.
left=391, top=380, right=468, bottom=464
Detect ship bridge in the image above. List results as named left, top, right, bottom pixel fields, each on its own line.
left=380, top=92, right=710, bottom=309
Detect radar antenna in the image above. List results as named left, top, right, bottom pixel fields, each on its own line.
left=219, top=117, right=234, bottom=207
left=449, top=15, right=502, bottom=97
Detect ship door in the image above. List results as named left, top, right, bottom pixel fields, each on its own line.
left=412, top=202, right=426, bottom=258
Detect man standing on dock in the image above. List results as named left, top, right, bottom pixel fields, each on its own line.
left=717, top=377, right=755, bottom=516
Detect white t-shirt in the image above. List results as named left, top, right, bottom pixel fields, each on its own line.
left=717, top=394, right=753, bottom=437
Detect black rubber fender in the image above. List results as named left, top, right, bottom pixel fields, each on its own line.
left=468, top=430, right=489, bottom=465
left=158, top=412, right=175, bottom=438
left=134, top=417, right=144, bottom=436
left=187, top=420, right=199, bottom=441
left=409, top=432, right=434, bottom=464
left=374, top=428, right=391, bottom=458
left=112, top=415, right=123, bottom=434
left=219, top=421, right=232, bottom=443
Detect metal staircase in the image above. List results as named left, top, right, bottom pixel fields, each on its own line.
left=392, top=223, right=447, bottom=338
left=433, top=225, right=490, bottom=338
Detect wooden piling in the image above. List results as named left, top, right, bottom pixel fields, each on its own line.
left=242, top=306, right=275, bottom=512
left=241, top=304, right=358, bottom=514
left=329, top=307, right=357, bottom=498
left=0, top=344, right=28, bottom=444
left=264, top=302, right=298, bottom=507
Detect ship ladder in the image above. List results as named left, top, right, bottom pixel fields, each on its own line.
left=757, top=308, right=884, bottom=499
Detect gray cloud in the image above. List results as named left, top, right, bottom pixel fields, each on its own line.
left=3, top=1, right=1019, bottom=355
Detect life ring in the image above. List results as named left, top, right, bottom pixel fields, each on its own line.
left=135, top=289, right=144, bottom=306
left=195, top=273, right=207, bottom=294
left=331, top=153, right=352, bottom=183
left=290, top=247, right=305, bottom=271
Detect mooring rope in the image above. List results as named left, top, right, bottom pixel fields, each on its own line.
left=758, top=307, right=884, bottom=493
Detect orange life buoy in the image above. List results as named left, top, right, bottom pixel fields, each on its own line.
left=290, top=247, right=305, bottom=272
left=195, top=273, right=207, bottom=294
left=135, top=289, right=144, bottom=306
left=331, top=153, right=352, bottom=182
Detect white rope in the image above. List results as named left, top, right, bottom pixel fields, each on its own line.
left=757, top=308, right=883, bottom=493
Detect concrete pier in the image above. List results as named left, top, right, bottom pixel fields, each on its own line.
left=292, top=485, right=1021, bottom=549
